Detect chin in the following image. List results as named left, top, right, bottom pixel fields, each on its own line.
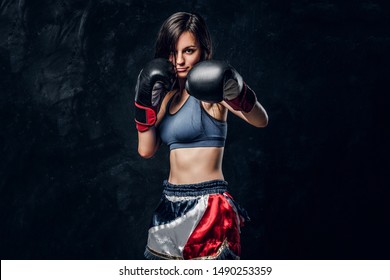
left=177, top=72, right=188, bottom=79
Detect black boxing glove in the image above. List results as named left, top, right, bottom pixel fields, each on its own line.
left=185, top=60, right=257, bottom=113
left=134, top=58, right=175, bottom=132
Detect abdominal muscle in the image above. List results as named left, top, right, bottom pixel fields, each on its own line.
left=168, top=146, right=225, bottom=184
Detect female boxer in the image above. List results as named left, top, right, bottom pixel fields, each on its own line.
left=134, top=12, right=268, bottom=260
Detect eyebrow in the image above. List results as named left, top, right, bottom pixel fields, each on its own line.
left=171, top=45, right=198, bottom=53
left=183, top=45, right=197, bottom=49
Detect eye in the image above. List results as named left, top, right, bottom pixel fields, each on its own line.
left=185, top=48, right=195, bottom=54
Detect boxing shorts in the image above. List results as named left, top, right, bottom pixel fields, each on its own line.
left=144, top=179, right=250, bottom=260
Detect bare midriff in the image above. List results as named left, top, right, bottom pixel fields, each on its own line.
left=168, top=147, right=224, bottom=184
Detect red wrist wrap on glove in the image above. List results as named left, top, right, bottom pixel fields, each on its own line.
left=225, top=83, right=257, bottom=113
left=134, top=102, right=157, bottom=132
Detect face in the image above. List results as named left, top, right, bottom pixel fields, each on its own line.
left=169, top=31, right=202, bottom=79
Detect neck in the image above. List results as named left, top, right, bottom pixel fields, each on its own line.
left=173, top=79, right=189, bottom=100
left=177, top=78, right=186, bottom=92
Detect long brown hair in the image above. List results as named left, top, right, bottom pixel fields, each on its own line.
left=155, top=12, right=212, bottom=61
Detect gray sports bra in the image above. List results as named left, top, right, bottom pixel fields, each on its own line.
left=158, top=95, right=227, bottom=150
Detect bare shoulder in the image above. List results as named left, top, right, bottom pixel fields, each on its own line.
left=156, top=90, right=176, bottom=126
left=161, top=90, right=176, bottom=110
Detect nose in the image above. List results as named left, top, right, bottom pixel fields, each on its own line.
left=176, top=52, right=184, bottom=66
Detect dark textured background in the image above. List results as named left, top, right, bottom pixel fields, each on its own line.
left=1, top=0, right=389, bottom=259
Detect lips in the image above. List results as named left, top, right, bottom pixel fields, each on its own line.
left=176, top=67, right=188, bottom=72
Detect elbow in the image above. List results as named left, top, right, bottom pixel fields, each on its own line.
left=254, top=115, right=269, bottom=128
left=138, top=147, right=155, bottom=159
left=248, top=104, right=269, bottom=128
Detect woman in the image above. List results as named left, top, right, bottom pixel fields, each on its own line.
left=134, top=12, right=268, bottom=260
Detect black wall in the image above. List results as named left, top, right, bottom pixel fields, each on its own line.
left=1, top=0, right=389, bottom=259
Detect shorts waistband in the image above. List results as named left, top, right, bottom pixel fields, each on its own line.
left=163, top=179, right=228, bottom=197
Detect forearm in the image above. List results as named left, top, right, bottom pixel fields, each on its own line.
left=134, top=58, right=174, bottom=158
left=222, top=99, right=268, bottom=128
left=137, top=126, right=161, bottom=158
left=242, top=100, right=268, bottom=127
